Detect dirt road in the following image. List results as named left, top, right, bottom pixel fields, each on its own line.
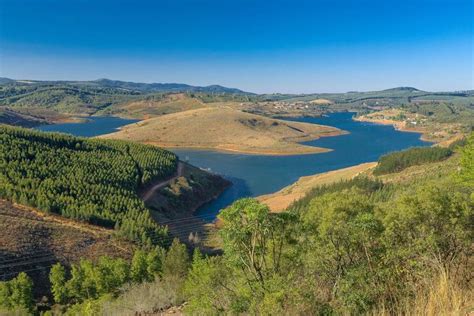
left=141, top=161, right=184, bottom=202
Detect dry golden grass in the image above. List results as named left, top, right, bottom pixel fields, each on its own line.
left=102, top=107, right=344, bottom=155
left=373, top=270, right=473, bottom=316
left=310, top=98, right=333, bottom=105
left=258, top=162, right=377, bottom=211
left=114, top=93, right=206, bottom=119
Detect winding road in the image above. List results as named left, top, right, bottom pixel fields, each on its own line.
left=141, top=161, right=185, bottom=202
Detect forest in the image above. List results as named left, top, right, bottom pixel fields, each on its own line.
left=373, top=146, right=453, bottom=175
left=2, top=133, right=472, bottom=315
left=0, top=125, right=178, bottom=245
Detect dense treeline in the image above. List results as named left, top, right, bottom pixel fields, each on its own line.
left=0, top=125, right=178, bottom=245
left=373, top=146, right=453, bottom=175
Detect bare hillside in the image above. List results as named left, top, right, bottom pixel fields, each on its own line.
left=102, top=107, right=344, bottom=155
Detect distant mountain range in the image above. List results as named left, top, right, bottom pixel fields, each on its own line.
left=0, top=77, right=252, bottom=94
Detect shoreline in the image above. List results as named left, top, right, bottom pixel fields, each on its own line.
left=144, top=142, right=334, bottom=156
left=258, top=162, right=378, bottom=212
left=100, top=107, right=348, bottom=156
left=352, top=116, right=430, bottom=140
left=127, top=121, right=347, bottom=156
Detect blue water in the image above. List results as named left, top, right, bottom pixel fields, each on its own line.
left=35, top=112, right=431, bottom=221
left=36, top=116, right=140, bottom=137
left=174, top=112, right=431, bottom=220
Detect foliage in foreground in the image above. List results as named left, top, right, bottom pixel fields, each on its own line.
left=0, top=125, right=178, bottom=245
left=184, top=181, right=472, bottom=314
left=0, top=272, right=34, bottom=314
left=373, top=146, right=453, bottom=175
left=0, top=239, right=189, bottom=315
left=183, top=137, right=473, bottom=315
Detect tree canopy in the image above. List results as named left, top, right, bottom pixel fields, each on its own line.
left=0, top=125, right=178, bottom=245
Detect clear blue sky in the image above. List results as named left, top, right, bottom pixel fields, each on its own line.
left=0, top=0, right=472, bottom=93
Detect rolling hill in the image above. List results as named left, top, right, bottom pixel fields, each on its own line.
left=101, top=107, right=345, bottom=155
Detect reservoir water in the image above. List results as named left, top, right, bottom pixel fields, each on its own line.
left=36, top=116, right=140, bottom=137
left=35, top=112, right=431, bottom=220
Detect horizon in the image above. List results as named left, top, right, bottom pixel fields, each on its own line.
left=1, top=76, right=472, bottom=95
left=0, top=0, right=472, bottom=93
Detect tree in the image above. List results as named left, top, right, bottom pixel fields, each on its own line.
left=162, top=238, right=189, bottom=281
left=146, top=247, right=165, bottom=280
left=184, top=250, right=233, bottom=314
left=218, top=198, right=295, bottom=290
left=131, top=250, right=148, bottom=283
left=301, top=190, right=385, bottom=313
left=458, top=132, right=474, bottom=189
left=50, top=263, right=67, bottom=304
left=0, top=272, right=34, bottom=313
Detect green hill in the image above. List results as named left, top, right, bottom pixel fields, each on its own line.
left=0, top=125, right=178, bottom=246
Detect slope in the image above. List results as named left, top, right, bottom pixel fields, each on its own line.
left=102, top=107, right=344, bottom=155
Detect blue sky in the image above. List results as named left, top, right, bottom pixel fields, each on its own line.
left=0, top=0, right=472, bottom=93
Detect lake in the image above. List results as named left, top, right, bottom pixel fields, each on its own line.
left=36, top=116, right=140, bottom=137
left=35, top=113, right=431, bottom=221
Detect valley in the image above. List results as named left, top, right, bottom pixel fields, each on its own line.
left=0, top=78, right=472, bottom=315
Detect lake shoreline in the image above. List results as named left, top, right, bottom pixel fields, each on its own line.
left=143, top=142, right=335, bottom=156
left=34, top=112, right=431, bottom=221
left=353, top=115, right=429, bottom=140
left=100, top=107, right=347, bottom=156
left=257, top=162, right=378, bottom=212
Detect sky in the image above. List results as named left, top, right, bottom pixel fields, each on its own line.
left=0, top=0, right=472, bottom=93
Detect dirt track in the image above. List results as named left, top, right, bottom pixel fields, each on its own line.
left=141, top=161, right=184, bottom=202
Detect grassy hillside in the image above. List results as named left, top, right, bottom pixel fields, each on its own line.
left=102, top=107, right=344, bottom=155
left=100, top=93, right=207, bottom=118
left=0, top=79, right=255, bottom=127
left=354, top=107, right=472, bottom=144
left=1, top=79, right=472, bottom=136
left=0, top=108, right=48, bottom=127
left=258, top=162, right=377, bottom=211
left=0, top=125, right=179, bottom=246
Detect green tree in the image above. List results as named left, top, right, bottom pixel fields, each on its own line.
left=131, top=250, right=148, bottom=283
left=301, top=189, right=385, bottom=313
left=162, top=238, right=190, bottom=304
left=0, top=272, right=34, bottom=313
left=162, top=238, right=189, bottom=281
left=146, top=247, right=165, bottom=280
left=458, top=132, right=474, bottom=189
left=184, top=250, right=233, bottom=314
left=50, top=263, right=68, bottom=304
left=218, top=198, right=295, bottom=290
